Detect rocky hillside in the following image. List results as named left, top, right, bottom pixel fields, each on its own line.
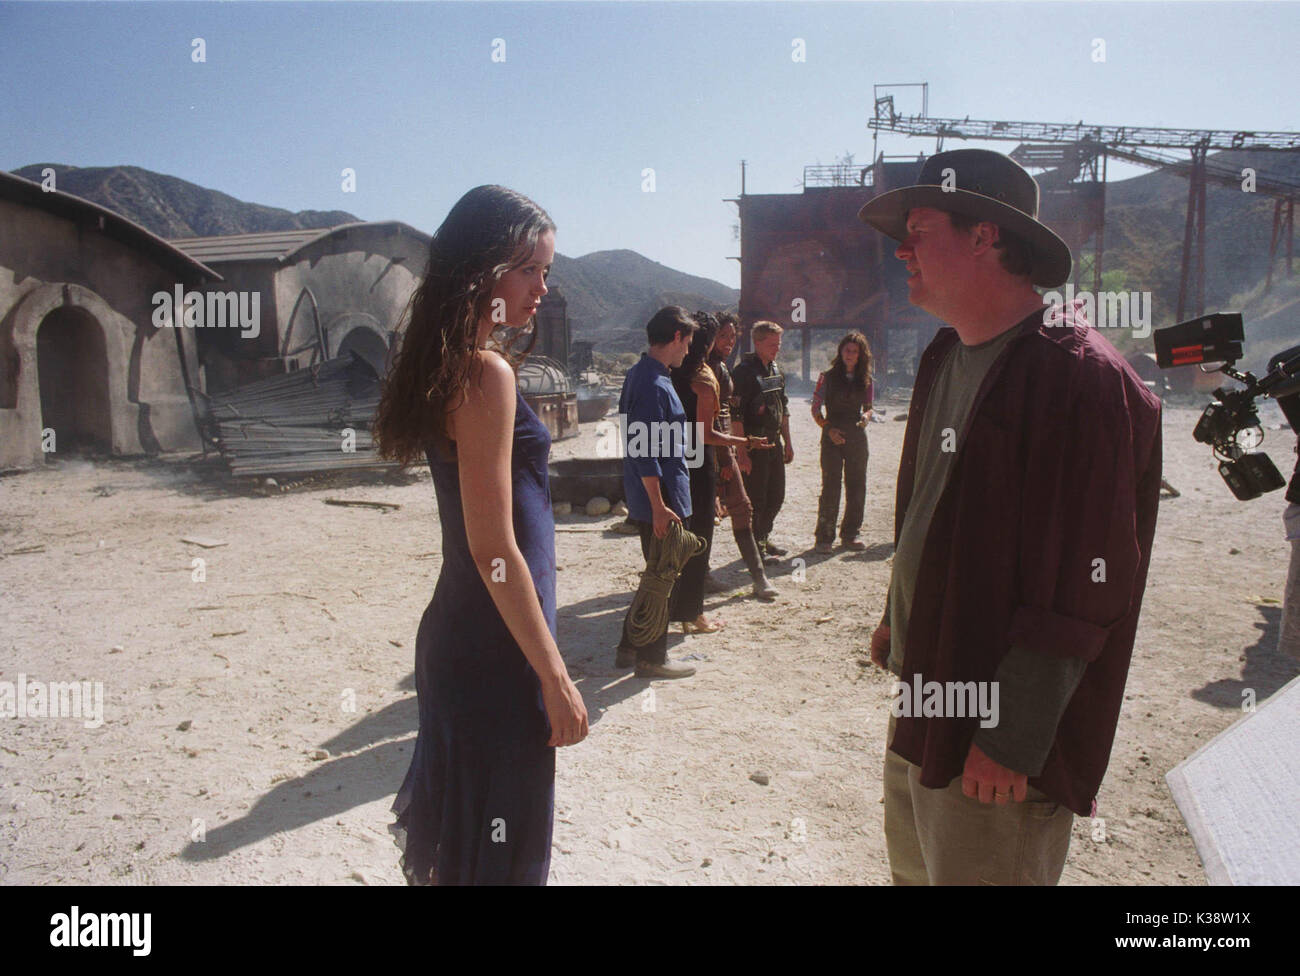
left=13, top=163, right=358, bottom=238
left=549, top=249, right=737, bottom=351
left=10, top=163, right=738, bottom=352
left=1075, top=148, right=1300, bottom=336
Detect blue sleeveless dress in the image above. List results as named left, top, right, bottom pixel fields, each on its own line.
left=390, top=387, right=557, bottom=885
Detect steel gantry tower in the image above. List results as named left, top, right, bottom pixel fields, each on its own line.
left=868, top=86, right=1300, bottom=318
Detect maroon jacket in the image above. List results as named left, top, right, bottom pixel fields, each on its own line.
left=889, top=303, right=1162, bottom=817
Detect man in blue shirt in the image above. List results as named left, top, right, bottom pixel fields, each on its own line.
left=614, top=306, right=698, bottom=679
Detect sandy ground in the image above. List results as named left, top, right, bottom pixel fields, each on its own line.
left=1, top=392, right=1296, bottom=886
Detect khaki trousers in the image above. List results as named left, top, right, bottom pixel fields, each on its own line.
left=883, top=715, right=1074, bottom=885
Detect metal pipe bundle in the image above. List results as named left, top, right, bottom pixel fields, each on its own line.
left=207, top=354, right=401, bottom=478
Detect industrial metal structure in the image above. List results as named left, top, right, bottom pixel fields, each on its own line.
left=867, top=84, right=1300, bottom=319
left=732, top=85, right=1300, bottom=388
left=734, top=150, right=1108, bottom=385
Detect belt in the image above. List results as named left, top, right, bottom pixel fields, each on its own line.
left=826, top=414, right=865, bottom=429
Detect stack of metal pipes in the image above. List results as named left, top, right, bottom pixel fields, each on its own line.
left=206, top=354, right=401, bottom=478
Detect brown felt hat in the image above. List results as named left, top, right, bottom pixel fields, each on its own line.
left=857, top=149, right=1072, bottom=288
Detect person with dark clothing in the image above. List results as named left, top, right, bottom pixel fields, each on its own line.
left=811, top=331, right=875, bottom=553
left=732, top=321, right=794, bottom=564
left=1271, top=346, right=1300, bottom=660
left=667, top=312, right=772, bottom=632
left=859, top=149, right=1162, bottom=885
left=705, top=312, right=779, bottom=599
left=373, top=185, right=587, bottom=886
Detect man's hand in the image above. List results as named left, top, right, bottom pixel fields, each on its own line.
left=869, top=623, right=890, bottom=669
left=961, top=741, right=1028, bottom=805
left=828, top=427, right=846, bottom=446
left=783, top=440, right=794, bottom=464
left=651, top=503, right=682, bottom=539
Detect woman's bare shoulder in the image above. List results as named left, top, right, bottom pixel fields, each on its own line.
left=446, top=350, right=516, bottom=447
left=465, top=349, right=516, bottom=398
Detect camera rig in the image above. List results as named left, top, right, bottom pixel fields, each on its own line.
left=1153, top=313, right=1300, bottom=500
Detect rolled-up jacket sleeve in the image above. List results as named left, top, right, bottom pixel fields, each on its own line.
left=974, top=644, right=1087, bottom=775
left=1009, top=366, right=1150, bottom=662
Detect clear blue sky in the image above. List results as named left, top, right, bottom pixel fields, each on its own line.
left=3, top=1, right=1298, bottom=288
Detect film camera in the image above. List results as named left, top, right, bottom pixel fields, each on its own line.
left=1153, top=313, right=1300, bottom=501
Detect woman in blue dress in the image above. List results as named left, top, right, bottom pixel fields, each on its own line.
left=373, top=185, right=588, bottom=885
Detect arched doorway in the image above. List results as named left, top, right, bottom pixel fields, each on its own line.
left=37, top=306, right=112, bottom=456
left=336, top=326, right=389, bottom=379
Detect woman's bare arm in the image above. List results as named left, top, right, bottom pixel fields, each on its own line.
left=691, top=381, right=749, bottom=448
left=451, top=351, right=585, bottom=744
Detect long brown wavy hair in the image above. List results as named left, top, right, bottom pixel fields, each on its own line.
left=829, top=331, right=873, bottom=388
left=372, top=185, right=555, bottom=466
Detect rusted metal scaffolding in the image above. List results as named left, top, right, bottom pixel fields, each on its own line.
left=868, top=87, right=1300, bottom=317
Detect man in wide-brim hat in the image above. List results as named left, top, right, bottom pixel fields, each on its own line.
left=858, top=148, right=1073, bottom=291
left=863, top=149, right=1164, bottom=885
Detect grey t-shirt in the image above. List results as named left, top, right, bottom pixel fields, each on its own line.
left=887, top=324, right=1021, bottom=675
left=885, top=321, right=1087, bottom=777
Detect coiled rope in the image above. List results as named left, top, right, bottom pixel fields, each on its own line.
left=624, top=520, right=707, bottom=648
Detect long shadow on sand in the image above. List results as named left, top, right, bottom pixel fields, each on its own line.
left=178, top=734, right=415, bottom=864
left=178, top=563, right=715, bottom=864
left=1191, top=602, right=1298, bottom=709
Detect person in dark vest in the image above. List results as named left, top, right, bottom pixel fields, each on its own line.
left=703, top=311, right=779, bottom=600
left=732, top=321, right=794, bottom=564
left=811, top=331, right=875, bottom=554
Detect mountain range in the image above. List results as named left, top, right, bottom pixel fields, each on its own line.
left=13, top=156, right=1298, bottom=368
left=12, top=163, right=738, bottom=351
